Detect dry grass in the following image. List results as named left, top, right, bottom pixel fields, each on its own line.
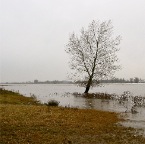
left=0, top=89, right=145, bottom=144
left=0, top=88, right=40, bottom=105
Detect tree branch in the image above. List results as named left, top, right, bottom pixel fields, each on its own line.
left=77, top=48, right=91, bottom=77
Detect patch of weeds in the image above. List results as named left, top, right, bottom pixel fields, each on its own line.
left=44, top=100, right=59, bottom=106
left=73, top=92, right=112, bottom=99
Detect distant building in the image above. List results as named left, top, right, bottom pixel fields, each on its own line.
left=34, top=80, right=38, bottom=84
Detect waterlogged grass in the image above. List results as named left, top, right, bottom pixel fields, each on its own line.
left=73, top=92, right=113, bottom=99
left=0, top=89, right=145, bottom=144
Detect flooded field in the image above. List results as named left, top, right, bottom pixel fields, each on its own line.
left=1, top=83, right=145, bottom=136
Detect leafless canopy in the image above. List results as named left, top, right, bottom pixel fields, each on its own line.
left=66, top=20, right=121, bottom=91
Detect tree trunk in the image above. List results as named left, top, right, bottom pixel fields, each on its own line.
left=84, top=85, right=90, bottom=93
left=84, top=78, right=92, bottom=93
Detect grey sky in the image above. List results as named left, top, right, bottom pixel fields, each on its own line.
left=0, top=0, right=145, bottom=82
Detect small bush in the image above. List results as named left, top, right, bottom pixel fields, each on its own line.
left=45, top=100, right=59, bottom=106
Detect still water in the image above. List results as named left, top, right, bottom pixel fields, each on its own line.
left=1, top=83, right=145, bottom=136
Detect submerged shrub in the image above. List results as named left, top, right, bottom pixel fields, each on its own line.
left=45, top=100, right=59, bottom=106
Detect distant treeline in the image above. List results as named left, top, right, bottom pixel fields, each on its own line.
left=34, top=77, right=144, bottom=84
left=1, top=77, right=144, bottom=84
left=0, top=80, right=73, bottom=84
left=100, top=77, right=145, bottom=83
left=33, top=80, right=73, bottom=84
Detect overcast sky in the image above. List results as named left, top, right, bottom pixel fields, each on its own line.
left=0, top=0, right=145, bottom=82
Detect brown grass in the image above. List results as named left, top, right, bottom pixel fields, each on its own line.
left=0, top=89, right=145, bottom=144
left=0, top=88, right=40, bottom=105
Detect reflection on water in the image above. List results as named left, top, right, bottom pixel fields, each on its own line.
left=1, top=84, right=145, bottom=136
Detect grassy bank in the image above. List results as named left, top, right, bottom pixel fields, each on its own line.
left=0, top=88, right=40, bottom=105
left=0, top=89, right=145, bottom=144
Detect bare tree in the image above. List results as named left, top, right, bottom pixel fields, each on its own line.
left=66, top=20, right=121, bottom=93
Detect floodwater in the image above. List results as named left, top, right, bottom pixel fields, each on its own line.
left=1, top=83, right=145, bottom=136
